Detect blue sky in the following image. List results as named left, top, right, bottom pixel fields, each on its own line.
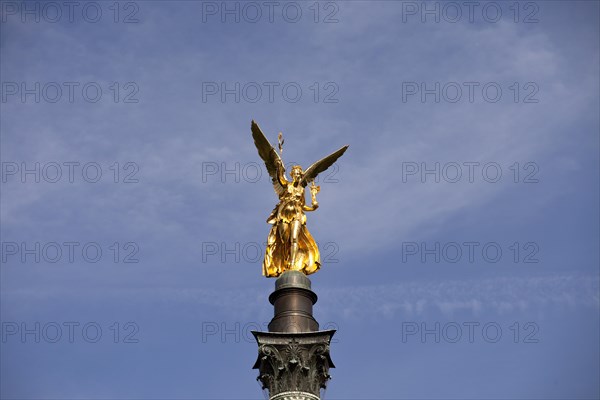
left=1, top=0, right=599, bottom=399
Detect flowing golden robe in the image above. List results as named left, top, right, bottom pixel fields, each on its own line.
left=262, top=183, right=320, bottom=277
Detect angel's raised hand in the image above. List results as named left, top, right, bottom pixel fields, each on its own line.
left=310, top=182, right=321, bottom=194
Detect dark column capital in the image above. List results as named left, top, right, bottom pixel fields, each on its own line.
left=252, top=330, right=336, bottom=399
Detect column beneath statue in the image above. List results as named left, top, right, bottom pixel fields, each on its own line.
left=252, top=271, right=335, bottom=400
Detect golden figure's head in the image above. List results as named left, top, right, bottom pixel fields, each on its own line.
left=290, top=165, right=303, bottom=182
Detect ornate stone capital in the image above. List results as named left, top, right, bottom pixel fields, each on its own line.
left=252, top=330, right=335, bottom=399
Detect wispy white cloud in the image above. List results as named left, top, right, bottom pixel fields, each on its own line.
left=4, top=273, right=597, bottom=322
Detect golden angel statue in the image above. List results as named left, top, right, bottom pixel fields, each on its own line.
left=251, top=120, right=348, bottom=278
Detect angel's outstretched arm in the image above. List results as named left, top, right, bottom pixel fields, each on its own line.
left=277, top=164, right=288, bottom=187
left=303, top=203, right=319, bottom=212
left=302, top=184, right=319, bottom=211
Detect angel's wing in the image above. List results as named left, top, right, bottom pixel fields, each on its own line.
left=301, top=145, right=349, bottom=187
left=251, top=120, right=286, bottom=196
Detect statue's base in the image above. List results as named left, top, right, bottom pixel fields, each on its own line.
left=268, top=271, right=319, bottom=333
